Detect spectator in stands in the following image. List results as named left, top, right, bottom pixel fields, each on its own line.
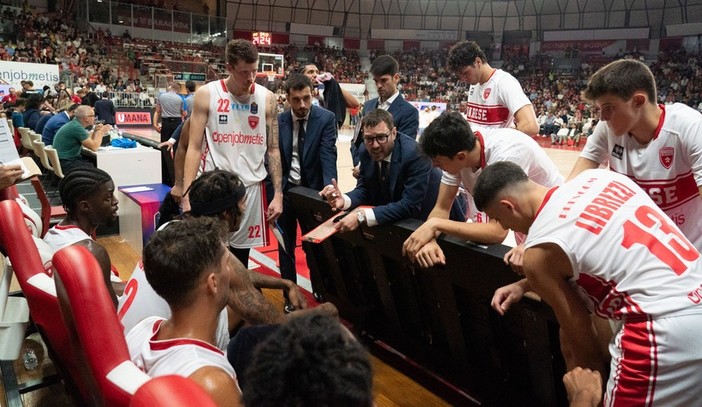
left=125, top=217, right=243, bottom=406
left=52, top=105, right=111, bottom=174
left=243, top=312, right=373, bottom=407
left=33, top=109, right=53, bottom=134
left=43, top=168, right=123, bottom=306
left=352, top=55, right=419, bottom=175
left=20, top=80, right=39, bottom=98
left=1, top=87, right=17, bottom=106
left=448, top=41, right=538, bottom=136
left=94, top=91, right=116, bottom=125
left=42, top=103, right=79, bottom=145
left=81, top=85, right=99, bottom=107
left=71, top=89, right=83, bottom=105
left=23, top=93, right=44, bottom=130
left=11, top=99, right=26, bottom=129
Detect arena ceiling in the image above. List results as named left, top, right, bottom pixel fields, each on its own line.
left=226, top=0, right=702, bottom=39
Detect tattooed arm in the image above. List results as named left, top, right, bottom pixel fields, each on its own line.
left=227, top=255, right=285, bottom=325
left=245, top=269, right=308, bottom=310
left=265, top=91, right=283, bottom=222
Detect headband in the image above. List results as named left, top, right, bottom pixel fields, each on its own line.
left=189, top=183, right=246, bottom=217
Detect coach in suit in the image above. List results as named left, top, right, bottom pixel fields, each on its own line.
left=277, top=74, right=338, bottom=311
left=323, top=109, right=454, bottom=233
left=351, top=55, right=419, bottom=168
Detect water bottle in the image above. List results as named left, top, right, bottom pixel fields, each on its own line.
left=23, top=348, right=39, bottom=371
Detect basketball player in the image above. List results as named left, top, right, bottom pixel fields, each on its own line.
left=118, top=170, right=313, bottom=350
left=126, top=217, right=243, bottom=407
left=402, top=112, right=563, bottom=269
left=183, top=39, right=283, bottom=266
left=43, top=168, right=123, bottom=306
left=474, top=161, right=702, bottom=406
left=447, top=41, right=538, bottom=136
left=568, top=58, right=702, bottom=250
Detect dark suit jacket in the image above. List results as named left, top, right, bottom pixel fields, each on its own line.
left=348, top=132, right=434, bottom=225
left=94, top=98, right=116, bottom=125
left=279, top=105, right=338, bottom=191
left=352, top=93, right=419, bottom=165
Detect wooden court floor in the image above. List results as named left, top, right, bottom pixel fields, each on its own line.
left=1, top=133, right=580, bottom=407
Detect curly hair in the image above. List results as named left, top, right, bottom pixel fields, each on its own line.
left=243, top=313, right=373, bottom=407
left=226, top=39, right=259, bottom=66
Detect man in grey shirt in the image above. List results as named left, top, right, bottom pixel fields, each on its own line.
left=153, top=83, right=185, bottom=185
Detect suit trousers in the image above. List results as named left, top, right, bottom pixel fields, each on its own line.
left=160, top=117, right=181, bottom=186
left=277, top=184, right=311, bottom=288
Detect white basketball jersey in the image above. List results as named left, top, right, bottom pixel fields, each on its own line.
left=464, top=69, right=532, bottom=131
left=126, top=317, right=238, bottom=388
left=43, top=224, right=91, bottom=251
left=117, top=261, right=230, bottom=350
left=526, top=169, right=702, bottom=320
left=200, top=80, right=269, bottom=187
left=580, top=103, right=702, bottom=250
left=442, top=128, right=564, bottom=223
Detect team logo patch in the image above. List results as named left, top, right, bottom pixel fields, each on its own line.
left=611, top=144, right=624, bottom=160
left=219, top=115, right=228, bottom=124
left=659, top=146, right=674, bottom=169
left=248, top=115, right=259, bottom=129
left=250, top=102, right=258, bottom=114
left=483, top=88, right=492, bottom=100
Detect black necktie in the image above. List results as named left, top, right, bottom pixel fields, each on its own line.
left=297, top=119, right=306, bottom=164
left=379, top=161, right=390, bottom=204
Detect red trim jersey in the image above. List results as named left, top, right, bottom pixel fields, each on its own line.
left=580, top=103, right=702, bottom=250
left=525, top=169, right=702, bottom=406
left=441, top=128, right=563, bottom=224
left=126, top=316, right=239, bottom=389
left=117, top=261, right=231, bottom=350
left=464, top=69, right=532, bottom=131
left=200, top=80, right=269, bottom=187
left=43, top=224, right=91, bottom=250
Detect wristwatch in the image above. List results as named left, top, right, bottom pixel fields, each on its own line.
left=356, top=209, right=366, bottom=224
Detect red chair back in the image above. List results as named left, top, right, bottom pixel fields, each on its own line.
left=0, top=185, right=19, bottom=201
left=129, top=375, right=218, bottom=407
left=53, top=245, right=151, bottom=407
left=0, top=200, right=91, bottom=404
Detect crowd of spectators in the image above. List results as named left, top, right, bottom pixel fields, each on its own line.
left=4, top=6, right=702, bottom=141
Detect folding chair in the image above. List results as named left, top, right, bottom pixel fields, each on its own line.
left=17, top=127, right=33, bottom=155
left=30, top=176, right=66, bottom=237
left=45, top=146, right=65, bottom=179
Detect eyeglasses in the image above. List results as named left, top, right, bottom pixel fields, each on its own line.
left=363, top=133, right=391, bottom=145
left=84, top=114, right=95, bottom=118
